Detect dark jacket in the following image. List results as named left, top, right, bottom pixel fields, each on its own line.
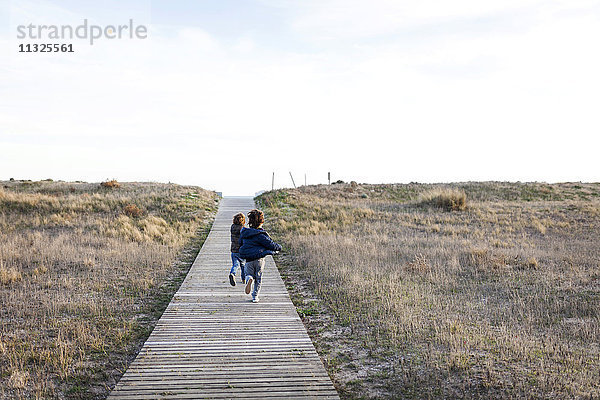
left=230, top=224, right=243, bottom=253
left=239, top=227, right=282, bottom=261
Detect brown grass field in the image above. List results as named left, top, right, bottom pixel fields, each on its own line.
left=258, top=182, right=600, bottom=399
left=0, top=180, right=218, bottom=399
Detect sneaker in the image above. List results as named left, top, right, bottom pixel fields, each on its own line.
left=229, top=274, right=236, bottom=287
left=252, top=297, right=260, bottom=303
left=245, top=277, right=253, bottom=294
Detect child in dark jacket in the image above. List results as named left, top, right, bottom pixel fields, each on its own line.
left=239, top=209, right=281, bottom=302
left=229, top=213, right=246, bottom=286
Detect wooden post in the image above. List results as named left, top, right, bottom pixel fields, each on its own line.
left=272, top=172, right=274, bottom=191
left=289, top=171, right=296, bottom=188
left=328, top=172, right=331, bottom=185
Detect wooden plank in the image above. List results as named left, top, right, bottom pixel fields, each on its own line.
left=118, top=372, right=330, bottom=381
left=108, top=197, right=338, bottom=399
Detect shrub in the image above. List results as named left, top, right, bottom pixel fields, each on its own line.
left=123, top=204, right=143, bottom=218
left=418, top=189, right=467, bottom=211
left=100, top=180, right=120, bottom=189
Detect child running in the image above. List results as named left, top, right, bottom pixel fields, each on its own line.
left=239, top=209, right=281, bottom=303
left=228, top=213, right=246, bottom=286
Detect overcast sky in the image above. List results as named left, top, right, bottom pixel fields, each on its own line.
left=1, top=0, right=599, bottom=195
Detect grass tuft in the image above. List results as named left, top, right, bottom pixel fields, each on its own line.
left=8, top=370, right=29, bottom=389
left=123, top=204, right=144, bottom=218
left=417, top=188, right=467, bottom=211
left=0, top=265, right=22, bottom=285
left=100, top=179, right=120, bottom=188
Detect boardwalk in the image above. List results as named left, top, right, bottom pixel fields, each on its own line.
left=108, top=197, right=339, bottom=399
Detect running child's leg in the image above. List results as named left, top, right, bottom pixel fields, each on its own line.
left=252, top=258, right=265, bottom=300
left=230, top=253, right=240, bottom=275
left=245, top=260, right=257, bottom=295
left=240, top=257, right=246, bottom=283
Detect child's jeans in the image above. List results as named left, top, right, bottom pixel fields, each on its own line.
left=230, top=253, right=246, bottom=282
left=244, top=258, right=265, bottom=300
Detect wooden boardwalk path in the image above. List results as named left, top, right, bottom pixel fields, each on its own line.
left=108, top=197, right=339, bottom=399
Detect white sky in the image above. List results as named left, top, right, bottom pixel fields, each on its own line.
left=1, top=0, right=599, bottom=195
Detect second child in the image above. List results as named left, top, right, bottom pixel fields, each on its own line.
left=229, top=213, right=246, bottom=286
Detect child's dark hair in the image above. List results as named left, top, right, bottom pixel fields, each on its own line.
left=248, top=209, right=264, bottom=228
left=233, top=213, right=245, bottom=225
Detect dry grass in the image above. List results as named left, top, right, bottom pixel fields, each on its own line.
left=0, top=180, right=218, bottom=399
left=258, top=181, right=600, bottom=399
